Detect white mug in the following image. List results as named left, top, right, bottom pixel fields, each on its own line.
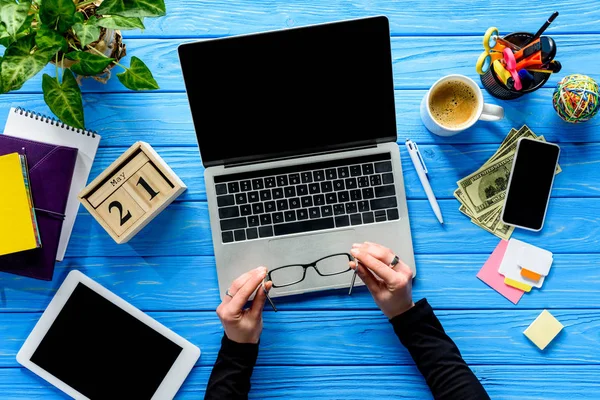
left=420, top=74, right=504, bottom=137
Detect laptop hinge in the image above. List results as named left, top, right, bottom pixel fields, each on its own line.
left=224, top=144, right=378, bottom=169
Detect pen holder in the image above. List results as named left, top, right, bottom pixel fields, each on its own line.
left=481, top=32, right=551, bottom=100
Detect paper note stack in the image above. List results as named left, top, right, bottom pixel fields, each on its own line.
left=477, top=238, right=553, bottom=304
left=0, top=153, right=41, bottom=256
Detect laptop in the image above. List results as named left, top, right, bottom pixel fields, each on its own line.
left=178, top=16, right=416, bottom=299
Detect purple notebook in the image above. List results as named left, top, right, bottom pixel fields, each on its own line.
left=0, top=135, right=77, bottom=280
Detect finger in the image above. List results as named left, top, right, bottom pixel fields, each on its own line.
left=393, top=258, right=414, bottom=278
left=228, top=267, right=267, bottom=311
left=350, top=248, right=396, bottom=284
left=250, top=282, right=268, bottom=317
left=355, top=261, right=381, bottom=295
left=264, top=280, right=273, bottom=291
left=223, top=270, right=254, bottom=304
left=358, top=242, right=396, bottom=265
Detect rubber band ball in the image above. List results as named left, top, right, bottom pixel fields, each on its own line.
left=552, top=74, right=600, bottom=123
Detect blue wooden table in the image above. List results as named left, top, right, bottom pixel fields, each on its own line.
left=2, top=1, right=600, bottom=398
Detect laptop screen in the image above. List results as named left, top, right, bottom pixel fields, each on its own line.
left=178, top=16, right=397, bottom=167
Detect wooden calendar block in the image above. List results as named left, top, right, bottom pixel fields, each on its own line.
left=78, top=142, right=186, bottom=244
left=96, top=187, right=145, bottom=236
left=123, top=163, right=174, bottom=212
left=87, top=152, right=149, bottom=208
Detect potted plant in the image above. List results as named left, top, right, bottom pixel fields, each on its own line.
left=0, top=0, right=165, bottom=129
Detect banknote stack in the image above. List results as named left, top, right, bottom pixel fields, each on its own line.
left=454, top=125, right=561, bottom=240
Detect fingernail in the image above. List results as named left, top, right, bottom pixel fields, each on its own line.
left=350, top=248, right=359, bottom=256
left=257, top=266, right=267, bottom=273
left=352, top=243, right=360, bottom=248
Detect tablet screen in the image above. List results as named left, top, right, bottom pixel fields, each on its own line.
left=30, top=283, right=183, bottom=399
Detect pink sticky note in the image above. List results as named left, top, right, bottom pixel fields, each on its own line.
left=477, top=240, right=525, bottom=304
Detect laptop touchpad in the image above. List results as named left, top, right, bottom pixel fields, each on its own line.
left=268, top=229, right=356, bottom=267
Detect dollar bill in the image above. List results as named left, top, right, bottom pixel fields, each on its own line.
left=479, top=210, right=514, bottom=240
left=457, top=151, right=514, bottom=218
left=454, top=126, right=559, bottom=240
left=455, top=189, right=513, bottom=240
left=489, top=126, right=538, bottom=163
left=487, top=128, right=517, bottom=162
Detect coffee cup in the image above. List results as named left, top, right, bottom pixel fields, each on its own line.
left=420, top=74, right=504, bottom=137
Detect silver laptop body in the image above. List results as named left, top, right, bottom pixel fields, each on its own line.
left=179, top=16, right=416, bottom=299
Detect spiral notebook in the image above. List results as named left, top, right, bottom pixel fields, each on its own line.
left=3, top=108, right=101, bottom=261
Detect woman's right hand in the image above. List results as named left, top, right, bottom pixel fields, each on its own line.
left=216, top=266, right=272, bottom=344
left=350, top=242, right=414, bottom=319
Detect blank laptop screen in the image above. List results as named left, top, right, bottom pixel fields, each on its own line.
left=178, top=16, right=397, bottom=167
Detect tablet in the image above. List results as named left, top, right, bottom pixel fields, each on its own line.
left=17, top=270, right=200, bottom=400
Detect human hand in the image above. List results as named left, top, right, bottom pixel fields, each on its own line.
left=216, top=266, right=273, bottom=344
left=350, top=242, right=414, bottom=319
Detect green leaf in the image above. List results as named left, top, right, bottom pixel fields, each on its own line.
left=0, top=12, right=33, bottom=47
left=0, top=34, right=47, bottom=92
left=96, top=0, right=165, bottom=19
left=42, top=69, right=84, bottom=129
left=39, top=0, right=75, bottom=33
left=35, top=27, right=68, bottom=56
left=116, top=56, right=158, bottom=90
left=0, top=23, right=11, bottom=47
left=0, top=56, right=4, bottom=94
left=73, top=11, right=84, bottom=24
left=5, top=30, right=34, bottom=54
left=72, top=15, right=100, bottom=47
left=97, top=15, right=145, bottom=30
left=65, top=51, right=114, bottom=76
left=0, top=0, right=31, bottom=39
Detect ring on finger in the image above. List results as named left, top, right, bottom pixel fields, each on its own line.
left=225, top=288, right=234, bottom=298
left=390, top=255, right=400, bottom=267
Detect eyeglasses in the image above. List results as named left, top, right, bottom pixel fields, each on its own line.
left=267, top=253, right=354, bottom=289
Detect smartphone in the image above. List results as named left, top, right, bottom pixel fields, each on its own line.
left=501, top=137, right=560, bottom=231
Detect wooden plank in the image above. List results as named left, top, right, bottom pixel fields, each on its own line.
left=133, top=0, right=600, bottom=37
left=7, top=36, right=600, bottom=93
left=57, top=198, right=600, bottom=258
left=83, top=143, right=600, bottom=203
left=2, top=364, right=600, bottom=399
left=0, top=309, right=598, bottom=368
left=0, top=253, right=599, bottom=313
left=1, top=90, right=598, bottom=146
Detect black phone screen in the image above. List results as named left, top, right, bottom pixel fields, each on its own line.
left=502, top=138, right=560, bottom=230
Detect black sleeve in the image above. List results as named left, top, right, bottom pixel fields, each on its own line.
left=204, top=335, right=259, bottom=400
left=390, top=299, right=490, bottom=400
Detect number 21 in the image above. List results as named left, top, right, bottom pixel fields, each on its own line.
left=108, top=178, right=160, bottom=227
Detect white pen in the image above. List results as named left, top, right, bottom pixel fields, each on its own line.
left=405, top=139, right=444, bottom=225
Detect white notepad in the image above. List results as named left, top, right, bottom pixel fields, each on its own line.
left=3, top=108, right=101, bottom=261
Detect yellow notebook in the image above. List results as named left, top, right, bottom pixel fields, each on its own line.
left=0, top=152, right=41, bottom=256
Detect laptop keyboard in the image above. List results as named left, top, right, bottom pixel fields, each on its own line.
left=214, top=153, right=399, bottom=243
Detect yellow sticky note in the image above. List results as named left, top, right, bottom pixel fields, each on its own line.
left=524, top=310, right=564, bottom=350
left=504, top=277, right=532, bottom=292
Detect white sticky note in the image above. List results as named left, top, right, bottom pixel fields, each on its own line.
left=517, top=246, right=553, bottom=276
left=499, top=239, right=546, bottom=288
left=524, top=310, right=564, bottom=350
